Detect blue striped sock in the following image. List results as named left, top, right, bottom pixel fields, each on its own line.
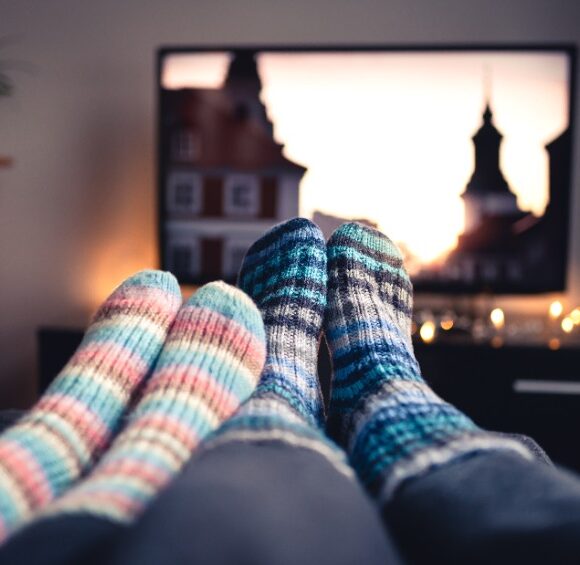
left=205, top=218, right=350, bottom=474
left=326, top=222, right=532, bottom=502
left=238, top=218, right=327, bottom=426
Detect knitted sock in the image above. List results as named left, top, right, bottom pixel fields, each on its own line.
left=325, top=223, right=533, bottom=503
left=206, top=219, right=350, bottom=474
left=36, top=281, right=266, bottom=524
left=0, top=270, right=181, bottom=541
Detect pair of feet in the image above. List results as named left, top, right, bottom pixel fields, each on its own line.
left=0, top=273, right=268, bottom=541
left=226, top=218, right=531, bottom=501
left=232, top=217, right=418, bottom=441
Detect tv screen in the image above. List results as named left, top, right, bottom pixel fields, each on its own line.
left=157, top=45, right=575, bottom=293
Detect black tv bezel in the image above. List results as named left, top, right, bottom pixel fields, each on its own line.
left=156, top=43, right=576, bottom=295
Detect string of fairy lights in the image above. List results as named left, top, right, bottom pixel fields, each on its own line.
left=412, top=301, right=580, bottom=349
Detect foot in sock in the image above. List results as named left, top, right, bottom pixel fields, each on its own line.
left=207, top=218, right=349, bottom=473
left=31, top=281, right=266, bottom=525
left=0, top=270, right=182, bottom=541
left=238, top=217, right=327, bottom=426
left=325, top=222, right=532, bottom=502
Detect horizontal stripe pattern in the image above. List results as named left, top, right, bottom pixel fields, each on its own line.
left=39, top=281, right=266, bottom=524
left=0, top=270, right=181, bottom=543
left=325, top=223, right=532, bottom=502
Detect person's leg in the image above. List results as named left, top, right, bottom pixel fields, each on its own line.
left=0, top=282, right=266, bottom=565
left=105, top=438, right=402, bottom=565
left=0, top=270, right=181, bottom=541
left=106, top=218, right=400, bottom=565
left=386, top=450, right=580, bottom=564
left=325, top=222, right=580, bottom=564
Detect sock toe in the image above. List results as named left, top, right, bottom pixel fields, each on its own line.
left=328, top=222, right=406, bottom=278
left=327, top=223, right=413, bottom=325
left=188, top=281, right=265, bottom=341
left=94, top=270, right=182, bottom=322
left=238, top=218, right=326, bottom=309
left=241, top=217, right=324, bottom=262
left=115, top=269, right=180, bottom=296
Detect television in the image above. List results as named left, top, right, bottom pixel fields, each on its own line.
left=157, top=45, right=575, bottom=293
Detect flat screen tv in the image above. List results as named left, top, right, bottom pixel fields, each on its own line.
left=157, top=45, right=575, bottom=293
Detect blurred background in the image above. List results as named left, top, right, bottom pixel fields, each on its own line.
left=1, top=0, right=579, bottom=413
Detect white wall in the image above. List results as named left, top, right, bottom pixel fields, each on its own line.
left=1, top=0, right=579, bottom=407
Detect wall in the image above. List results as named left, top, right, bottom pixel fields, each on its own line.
left=0, top=0, right=579, bottom=407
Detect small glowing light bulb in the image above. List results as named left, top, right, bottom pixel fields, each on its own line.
left=440, top=318, right=454, bottom=331
left=562, top=317, right=574, bottom=334
left=570, top=308, right=580, bottom=325
left=548, top=337, right=561, bottom=350
left=490, top=308, right=505, bottom=329
left=420, top=320, right=436, bottom=343
left=549, top=300, right=563, bottom=319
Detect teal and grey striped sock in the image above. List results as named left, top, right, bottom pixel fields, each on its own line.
left=325, top=222, right=532, bottom=502
left=206, top=218, right=349, bottom=473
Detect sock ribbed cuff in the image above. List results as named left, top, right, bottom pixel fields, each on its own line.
left=203, top=393, right=353, bottom=479
left=349, top=379, right=534, bottom=501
